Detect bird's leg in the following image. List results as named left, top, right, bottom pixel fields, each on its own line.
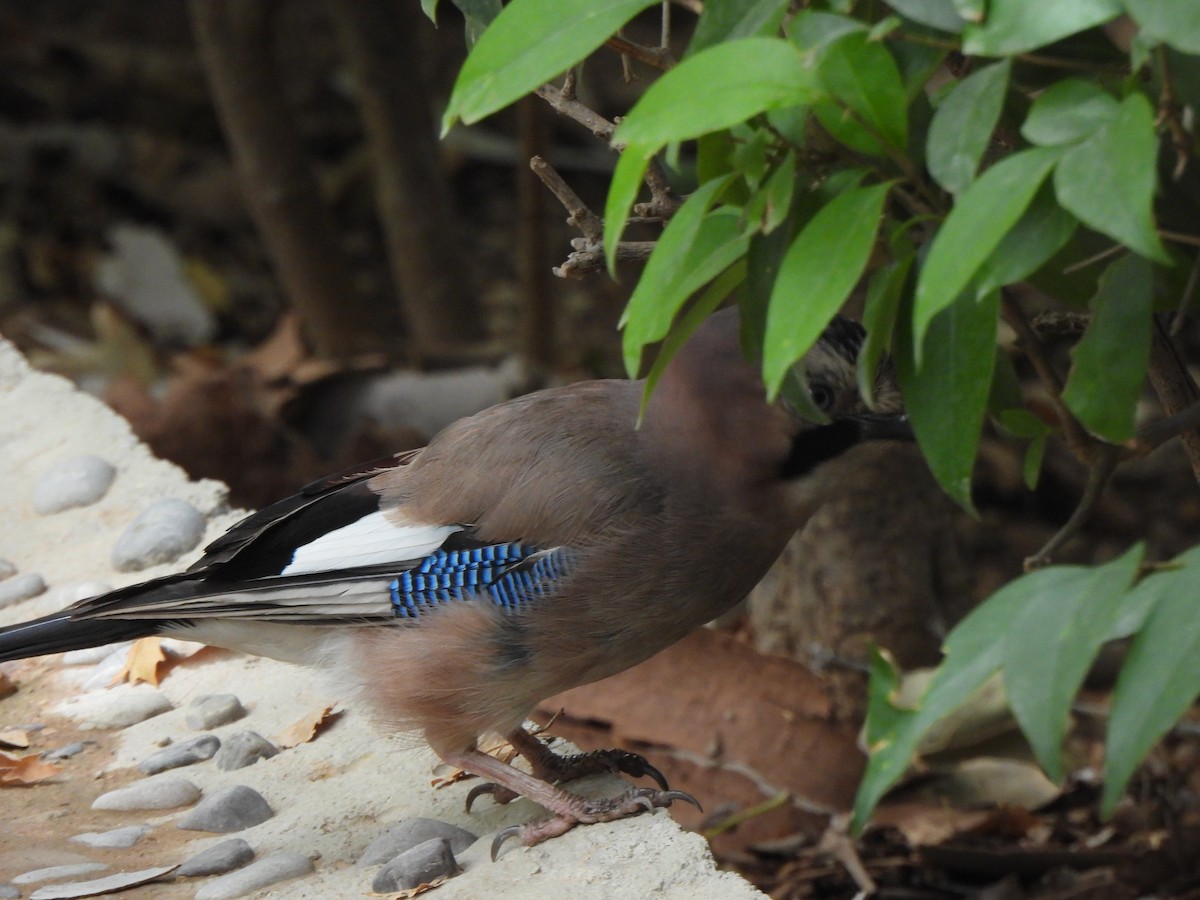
left=445, top=744, right=699, bottom=858
left=464, top=725, right=669, bottom=810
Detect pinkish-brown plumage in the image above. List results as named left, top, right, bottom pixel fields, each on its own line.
left=0, top=307, right=907, bottom=852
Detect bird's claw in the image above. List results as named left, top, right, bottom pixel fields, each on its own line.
left=466, top=781, right=519, bottom=812
left=603, top=750, right=670, bottom=791
left=488, top=787, right=702, bottom=860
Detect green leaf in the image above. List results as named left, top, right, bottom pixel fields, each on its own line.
left=1003, top=545, right=1144, bottom=782
left=927, top=60, right=1011, bottom=195
left=1054, top=93, right=1170, bottom=263
left=688, top=0, right=791, bottom=56
left=787, top=10, right=866, bottom=51
left=853, top=566, right=1084, bottom=833
left=1104, top=546, right=1200, bottom=815
left=759, top=153, right=797, bottom=234
left=1124, top=0, right=1200, bottom=55
left=1022, top=79, right=1120, bottom=146
left=858, top=254, right=913, bottom=408
left=762, top=182, right=892, bottom=396
left=452, top=0, right=503, bottom=43
left=816, top=32, right=908, bottom=153
left=1023, top=434, right=1047, bottom=488
left=962, top=0, right=1121, bottom=55
left=604, top=147, right=654, bottom=272
left=621, top=187, right=750, bottom=375
left=443, top=0, right=657, bottom=129
left=421, top=0, right=439, bottom=24
left=897, top=290, right=998, bottom=509
left=1061, top=254, right=1154, bottom=442
left=914, top=147, right=1060, bottom=353
left=605, top=37, right=818, bottom=266
left=885, top=0, right=967, bottom=32
left=614, top=38, right=817, bottom=148
left=973, top=184, right=1078, bottom=296
left=741, top=224, right=794, bottom=363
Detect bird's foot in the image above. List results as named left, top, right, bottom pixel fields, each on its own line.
left=509, top=727, right=670, bottom=791
left=490, top=787, right=701, bottom=859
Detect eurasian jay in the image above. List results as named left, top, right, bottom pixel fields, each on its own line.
left=0, top=307, right=908, bottom=854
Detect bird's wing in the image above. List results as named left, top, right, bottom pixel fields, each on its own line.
left=72, top=540, right=574, bottom=625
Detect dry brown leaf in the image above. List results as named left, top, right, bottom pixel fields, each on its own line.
left=0, top=670, right=16, bottom=699
left=278, top=706, right=341, bottom=749
left=0, top=729, right=30, bottom=749
left=0, top=750, right=60, bottom=785
left=113, top=637, right=167, bottom=686
left=395, top=874, right=451, bottom=897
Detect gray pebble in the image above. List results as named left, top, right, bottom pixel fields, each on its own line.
left=61, top=640, right=128, bottom=666
left=44, top=741, right=88, bottom=761
left=357, top=818, right=477, bottom=866
left=0, top=572, right=46, bottom=608
left=176, top=838, right=255, bottom=878
left=139, top=734, right=220, bottom=774
left=193, top=851, right=313, bottom=900
left=0, top=883, right=18, bottom=899
left=32, top=454, right=116, bottom=514
left=0, top=558, right=16, bottom=579
left=186, top=694, right=246, bottom=730
left=92, top=775, right=201, bottom=811
left=372, top=838, right=458, bottom=892
left=111, top=498, right=206, bottom=572
left=214, top=731, right=278, bottom=771
left=70, top=824, right=151, bottom=849
left=177, top=785, right=273, bottom=833
left=12, top=863, right=108, bottom=885
left=87, top=689, right=173, bottom=729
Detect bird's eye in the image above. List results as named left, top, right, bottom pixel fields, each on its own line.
left=809, top=382, right=834, bottom=412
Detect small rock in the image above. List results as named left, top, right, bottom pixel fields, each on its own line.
left=70, top=825, right=151, bottom=849
left=28, top=865, right=176, bottom=899
left=87, top=688, right=174, bottom=729
left=193, top=851, right=313, bottom=900
left=0, top=883, right=18, bottom=899
left=186, top=694, right=246, bottom=730
left=371, top=838, right=458, bottom=892
left=43, top=741, right=88, bottom=761
left=0, top=572, right=46, bottom=608
left=177, top=785, right=273, bottom=833
left=0, top=558, right=14, bottom=580
left=356, top=818, right=477, bottom=866
left=92, top=775, right=201, bottom=811
left=12, top=863, right=108, bottom=885
left=111, top=499, right=206, bottom=572
left=214, top=731, right=278, bottom=770
left=176, top=838, right=255, bottom=878
left=32, top=455, right=116, bottom=514
left=139, top=734, right=220, bottom=774
left=61, top=640, right=127, bottom=666
left=78, top=646, right=139, bottom=691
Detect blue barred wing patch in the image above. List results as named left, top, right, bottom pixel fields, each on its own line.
left=388, top=543, right=575, bottom=619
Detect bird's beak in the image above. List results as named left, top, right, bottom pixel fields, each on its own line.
left=853, top=413, right=914, bottom=442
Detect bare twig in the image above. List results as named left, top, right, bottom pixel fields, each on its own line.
left=556, top=241, right=656, bottom=279
left=530, top=156, right=603, bottom=244
left=1025, top=445, right=1121, bottom=570
left=637, top=161, right=681, bottom=218
left=534, top=82, right=615, bottom=140
left=1160, top=229, right=1200, bottom=249
left=1144, top=314, right=1200, bottom=482
left=1002, top=292, right=1097, bottom=463
left=1155, top=46, right=1192, bottom=181
left=605, top=34, right=676, bottom=71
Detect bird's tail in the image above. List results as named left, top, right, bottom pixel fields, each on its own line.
left=0, top=613, right=160, bottom=663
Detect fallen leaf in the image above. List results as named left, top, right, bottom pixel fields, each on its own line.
left=113, top=637, right=167, bottom=686
left=0, top=750, right=60, bottom=785
left=395, top=875, right=451, bottom=897
left=0, top=670, right=16, bottom=699
left=278, top=706, right=342, bottom=749
left=0, top=729, right=30, bottom=749
left=27, top=865, right=177, bottom=899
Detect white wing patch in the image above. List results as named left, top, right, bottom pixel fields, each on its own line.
left=281, top=510, right=461, bottom=576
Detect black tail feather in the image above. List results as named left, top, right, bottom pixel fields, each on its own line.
left=0, top=614, right=160, bottom=663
